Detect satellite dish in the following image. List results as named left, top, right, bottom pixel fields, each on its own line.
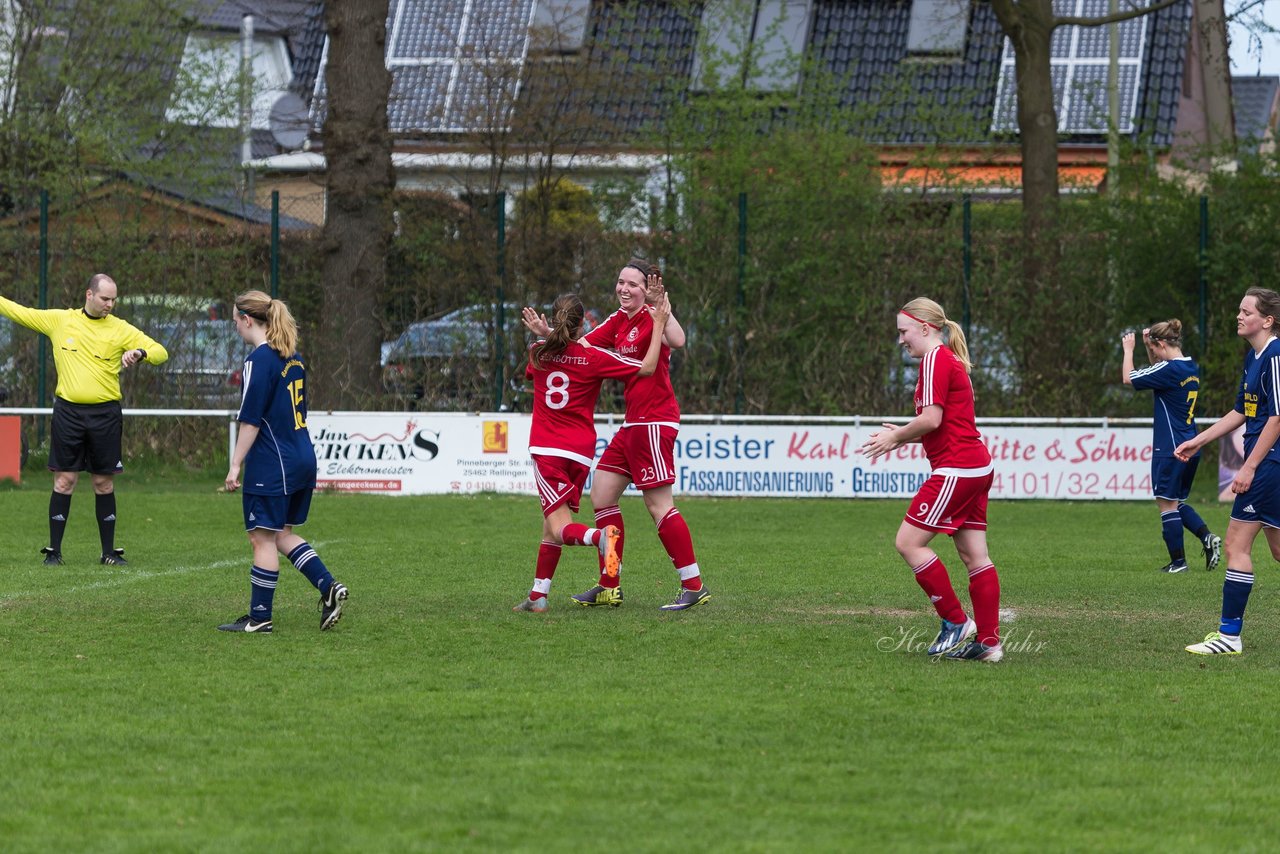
left=268, top=92, right=310, bottom=150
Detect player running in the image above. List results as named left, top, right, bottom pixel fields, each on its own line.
left=218, top=290, right=348, bottom=634
left=861, top=297, right=1004, bottom=662
left=513, top=292, right=669, bottom=612
left=1121, top=320, right=1221, bottom=573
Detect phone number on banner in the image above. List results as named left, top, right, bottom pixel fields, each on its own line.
left=991, top=470, right=1153, bottom=499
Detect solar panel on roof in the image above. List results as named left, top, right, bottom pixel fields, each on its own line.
left=389, top=0, right=465, bottom=60
left=315, top=0, right=537, bottom=134
left=388, top=65, right=452, bottom=130
left=991, top=0, right=1148, bottom=135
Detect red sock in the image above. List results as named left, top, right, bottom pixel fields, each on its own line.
left=561, top=523, right=595, bottom=546
left=530, top=541, right=561, bottom=600
left=595, top=506, right=624, bottom=588
left=912, top=555, right=966, bottom=624
left=968, top=564, right=1001, bottom=646
left=658, top=509, right=702, bottom=590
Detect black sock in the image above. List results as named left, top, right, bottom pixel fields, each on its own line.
left=49, top=492, right=72, bottom=551
left=96, top=492, right=117, bottom=554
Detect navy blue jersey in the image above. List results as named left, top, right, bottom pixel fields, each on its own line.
left=1129, top=357, right=1201, bottom=458
left=237, top=343, right=317, bottom=495
left=1233, top=337, right=1280, bottom=462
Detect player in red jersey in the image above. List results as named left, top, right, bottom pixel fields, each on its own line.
left=523, top=258, right=710, bottom=611
left=512, top=292, right=669, bottom=613
left=861, top=297, right=1003, bottom=662
left=581, top=259, right=710, bottom=611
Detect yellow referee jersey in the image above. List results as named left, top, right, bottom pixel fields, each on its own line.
left=0, top=295, right=169, bottom=404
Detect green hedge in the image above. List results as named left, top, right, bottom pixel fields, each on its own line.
left=1, top=151, right=1278, bottom=473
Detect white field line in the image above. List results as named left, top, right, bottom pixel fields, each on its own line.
left=0, top=541, right=335, bottom=605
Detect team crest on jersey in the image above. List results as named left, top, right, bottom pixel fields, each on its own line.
left=627, top=327, right=639, bottom=341
left=482, top=421, right=508, bottom=453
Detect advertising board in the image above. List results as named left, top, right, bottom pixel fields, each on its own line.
left=307, top=413, right=1155, bottom=500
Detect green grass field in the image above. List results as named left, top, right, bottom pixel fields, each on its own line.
left=3, top=474, right=1280, bottom=851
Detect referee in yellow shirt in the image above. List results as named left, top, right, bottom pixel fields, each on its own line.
left=0, top=273, right=168, bottom=566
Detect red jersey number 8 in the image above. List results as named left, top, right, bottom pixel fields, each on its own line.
left=545, top=371, right=570, bottom=410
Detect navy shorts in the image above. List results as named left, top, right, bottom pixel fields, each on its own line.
left=243, top=490, right=313, bottom=531
left=49, top=398, right=123, bottom=475
left=1230, top=460, right=1280, bottom=528
left=1151, top=455, right=1199, bottom=501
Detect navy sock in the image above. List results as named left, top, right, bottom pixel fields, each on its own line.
left=1160, top=511, right=1185, bottom=563
left=1220, top=570, right=1255, bottom=636
left=287, top=542, right=333, bottom=595
left=249, top=566, right=278, bottom=623
left=95, top=492, right=117, bottom=554
left=1178, top=503, right=1209, bottom=540
left=49, top=492, right=71, bottom=550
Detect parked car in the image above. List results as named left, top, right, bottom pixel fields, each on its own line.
left=114, top=295, right=244, bottom=406
left=150, top=318, right=246, bottom=406
left=0, top=316, right=15, bottom=379
left=383, top=302, right=558, bottom=409
left=382, top=306, right=490, bottom=403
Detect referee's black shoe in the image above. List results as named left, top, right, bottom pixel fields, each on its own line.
left=100, top=548, right=128, bottom=566
left=41, top=547, right=63, bottom=566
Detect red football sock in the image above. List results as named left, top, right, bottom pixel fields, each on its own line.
left=912, top=555, right=966, bottom=624
left=530, top=541, right=561, bottom=600
left=967, top=563, right=1001, bottom=646
left=560, top=523, right=595, bottom=546
left=658, top=509, right=702, bottom=590
left=595, top=505, right=624, bottom=588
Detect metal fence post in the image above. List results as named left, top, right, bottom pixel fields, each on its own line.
left=495, top=191, right=507, bottom=412
left=270, top=190, right=280, bottom=299
left=1198, top=195, right=1208, bottom=355
left=962, top=194, right=972, bottom=338
left=736, top=192, right=746, bottom=415
left=37, top=190, right=49, bottom=446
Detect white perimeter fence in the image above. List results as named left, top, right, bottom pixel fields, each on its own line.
left=3, top=409, right=1232, bottom=501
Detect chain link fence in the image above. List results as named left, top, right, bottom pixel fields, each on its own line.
left=1, top=172, right=1278, bottom=467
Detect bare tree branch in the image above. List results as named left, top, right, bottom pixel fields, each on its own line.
left=1056, top=0, right=1183, bottom=27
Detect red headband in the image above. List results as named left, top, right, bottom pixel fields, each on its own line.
left=901, top=309, right=941, bottom=330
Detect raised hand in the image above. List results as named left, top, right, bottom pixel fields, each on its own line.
left=651, top=292, right=671, bottom=327
left=521, top=306, right=551, bottom=337
left=646, top=270, right=664, bottom=303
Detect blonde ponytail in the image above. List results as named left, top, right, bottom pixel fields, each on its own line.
left=236, top=289, right=300, bottom=358
left=900, top=297, right=972, bottom=373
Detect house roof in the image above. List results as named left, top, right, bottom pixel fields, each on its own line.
left=291, top=0, right=1203, bottom=184
left=571, top=0, right=1194, bottom=148
left=195, top=0, right=317, bottom=34
left=1232, top=75, right=1279, bottom=152
left=0, top=176, right=314, bottom=232
left=141, top=177, right=317, bottom=230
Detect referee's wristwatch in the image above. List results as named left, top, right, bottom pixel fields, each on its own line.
left=135, top=349, right=147, bottom=361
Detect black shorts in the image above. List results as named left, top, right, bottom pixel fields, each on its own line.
left=49, top=398, right=124, bottom=475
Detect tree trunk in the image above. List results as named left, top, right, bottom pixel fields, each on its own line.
left=316, top=0, right=394, bottom=409
left=991, top=0, right=1061, bottom=292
